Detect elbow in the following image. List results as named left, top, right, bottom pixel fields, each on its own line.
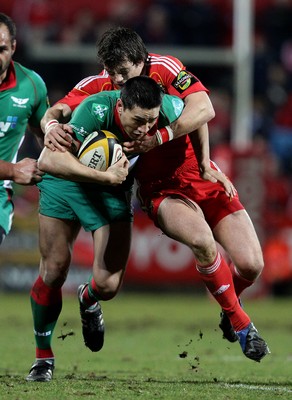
left=204, top=103, right=215, bottom=124
left=38, top=148, right=52, bottom=173
left=209, top=106, right=216, bottom=122
left=38, top=157, right=49, bottom=174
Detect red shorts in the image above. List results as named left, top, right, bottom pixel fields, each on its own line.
left=136, top=160, right=244, bottom=230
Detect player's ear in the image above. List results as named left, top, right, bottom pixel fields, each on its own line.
left=11, top=39, right=16, bottom=55
left=117, top=99, right=123, bottom=115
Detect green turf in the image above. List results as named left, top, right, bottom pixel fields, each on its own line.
left=0, top=291, right=291, bottom=399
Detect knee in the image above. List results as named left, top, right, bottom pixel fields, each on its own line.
left=235, top=254, right=264, bottom=281
left=40, top=255, right=70, bottom=288
left=190, top=233, right=218, bottom=265
left=92, top=273, right=123, bottom=301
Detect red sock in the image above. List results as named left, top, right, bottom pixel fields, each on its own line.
left=30, top=276, right=62, bottom=360
left=230, top=263, right=254, bottom=297
left=196, top=253, right=250, bottom=331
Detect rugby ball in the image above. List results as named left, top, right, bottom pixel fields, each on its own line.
left=78, top=130, right=123, bottom=171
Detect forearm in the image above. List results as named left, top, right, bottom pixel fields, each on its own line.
left=188, top=124, right=211, bottom=167
left=38, top=147, right=110, bottom=184
left=40, top=103, right=72, bottom=133
left=0, top=160, right=15, bottom=180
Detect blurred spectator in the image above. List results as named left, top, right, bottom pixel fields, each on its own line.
left=269, top=93, right=292, bottom=175
left=259, top=0, right=292, bottom=57
left=209, top=0, right=233, bottom=46
left=20, top=0, right=58, bottom=45
left=280, top=39, right=292, bottom=72
left=135, top=2, right=179, bottom=45
left=263, top=151, right=292, bottom=230
left=208, top=88, right=232, bottom=148
left=58, top=8, right=98, bottom=44
left=107, top=0, right=145, bottom=28
left=173, top=0, right=222, bottom=46
left=252, top=95, right=272, bottom=140
left=253, top=34, right=275, bottom=96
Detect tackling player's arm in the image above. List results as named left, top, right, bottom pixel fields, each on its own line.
left=123, top=91, right=215, bottom=153
left=40, top=102, right=74, bottom=152
left=38, top=146, right=129, bottom=186
left=189, top=124, right=237, bottom=199
left=41, top=83, right=96, bottom=152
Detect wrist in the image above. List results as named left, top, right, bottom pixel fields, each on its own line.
left=155, top=126, right=174, bottom=145
left=44, top=119, right=59, bottom=134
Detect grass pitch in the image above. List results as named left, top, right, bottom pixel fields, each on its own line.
left=0, top=291, right=291, bottom=399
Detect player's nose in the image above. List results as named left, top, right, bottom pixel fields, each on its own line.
left=113, top=73, right=124, bottom=85
left=138, top=123, right=151, bottom=134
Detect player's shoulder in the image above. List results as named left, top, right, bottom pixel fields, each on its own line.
left=14, top=61, right=46, bottom=87
left=148, top=53, right=184, bottom=73
left=74, top=71, right=113, bottom=92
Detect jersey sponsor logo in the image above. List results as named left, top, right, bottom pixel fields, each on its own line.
left=92, top=103, right=109, bottom=122
left=171, top=97, right=184, bottom=118
left=71, top=124, right=87, bottom=138
left=11, top=96, right=29, bottom=108
left=0, top=116, right=18, bottom=136
left=172, top=71, right=198, bottom=93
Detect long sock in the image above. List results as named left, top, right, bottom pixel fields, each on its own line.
left=80, top=275, right=100, bottom=307
left=81, top=275, right=113, bottom=307
left=196, top=252, right=250, bottom=332
left=30, top=275, right=62, bottom=359
left=230, top=263, right=254, bottom=297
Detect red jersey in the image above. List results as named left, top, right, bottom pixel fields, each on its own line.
left=58, top=53, right=208, bottom=110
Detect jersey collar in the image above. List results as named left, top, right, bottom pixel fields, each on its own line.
left=0, top=61, right=17, bottom=92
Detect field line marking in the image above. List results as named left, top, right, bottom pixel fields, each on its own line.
left=222, top=383, right=292, bottom=393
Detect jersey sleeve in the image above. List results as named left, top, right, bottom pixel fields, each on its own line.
left=149, top=53, right=209, bottom=99
left=55, top=74, right=113, bottom=111
left=28, top=72, right=49, bottom=127
left=167, top=69, right=208, bottom=98
left=57, top=88, right=91, bottom=110
left=158, top=94, right=184, bottom=127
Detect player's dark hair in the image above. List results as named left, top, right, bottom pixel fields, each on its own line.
left=120, top=76, right=162, bottom=110
left=97, top=27, right=148, bottom=70
left=0, top=13, right=16, bottom=43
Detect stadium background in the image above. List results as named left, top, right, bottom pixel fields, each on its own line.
left=0, top=0, right=292, bottom=297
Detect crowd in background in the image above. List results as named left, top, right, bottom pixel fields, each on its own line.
left=1, top=0, right=292, bottom=256
left=1, top=0, right=291, bottom=175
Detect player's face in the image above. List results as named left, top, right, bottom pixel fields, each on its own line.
left=119, top=103, right=160, bottom=140
left=0, top=24, right=16, bottom=81
left=105, top=61, right=144, bottom=88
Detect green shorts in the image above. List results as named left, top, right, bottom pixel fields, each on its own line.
left=38, top=175, right=133, bottom=231
left=0, top=187, right=14, bottom=239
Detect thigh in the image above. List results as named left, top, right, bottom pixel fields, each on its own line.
left=92, top=221, right=132, bottom=277
left=213, top=209, right=263, bottom=267
left=157, top=196, right=215, bottom=249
